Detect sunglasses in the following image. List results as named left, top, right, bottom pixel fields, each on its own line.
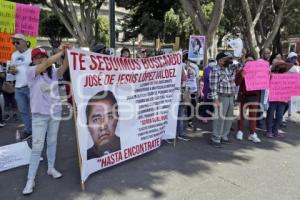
left=12, top=41, right=20, bottom=45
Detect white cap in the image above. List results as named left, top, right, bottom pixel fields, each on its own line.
left=11, top=33, right=26, bottom=41
left=288, top=52, right=298, bottom=58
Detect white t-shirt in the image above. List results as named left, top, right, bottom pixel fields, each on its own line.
left=288, top=65, right=300, bottom=73
left=11, top=48, right=32, bottom=88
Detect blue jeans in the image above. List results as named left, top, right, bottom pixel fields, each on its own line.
left=27, top=112, right=61, bottom=179
left=176, top=105, right=186, bottom=136
left=15, top=87, right=32, bottom=133
left=266, top=102, right=287, bottom=134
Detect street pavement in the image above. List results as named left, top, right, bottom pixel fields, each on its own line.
left=1, top=108, right=300, bottom=200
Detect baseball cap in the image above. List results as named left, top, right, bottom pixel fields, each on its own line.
left=31, top=48, right=48, bottom=60
left=11, top=33, right=26, bottom=41
left=91, top=43, right=106, bottom=53
left=287, top=52, right=297, bottom=59
left=216, top=52, right=233, bottom=61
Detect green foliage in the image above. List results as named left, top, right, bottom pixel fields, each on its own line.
left=163, top=8, right=195, bottom=47
left=116, top=0, right=181, bottom=40
left=39, top=10, right=71, bottom=48
left=96, top=16, right=110, bottom=46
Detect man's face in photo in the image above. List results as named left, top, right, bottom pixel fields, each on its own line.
left=88, top=99, right=118, bottom=147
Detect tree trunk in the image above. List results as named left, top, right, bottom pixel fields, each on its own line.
left=179, top=0, right=225, bottom=64
left=42, top=0, right=105, bottom=48
left=262, top=0, right=287, bottom=48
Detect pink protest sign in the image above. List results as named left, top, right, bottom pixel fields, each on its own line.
left=269, top=74, right=300, bottom=102
left=244, top=60, right=270, bottom=91
left=15, top=3, right=40, bottom=36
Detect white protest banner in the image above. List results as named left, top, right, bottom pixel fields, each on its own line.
left=67, top=49, right=182, bottom=183
left=0, top=141, right=31, bottom=172
left=188, top=35, right=205, bottom=61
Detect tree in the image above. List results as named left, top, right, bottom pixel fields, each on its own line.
left=179, top=0, right=225, bottom=59
left=39, top=11, right=71, bottom=49
left=240, top=0, right=291, bottom=57
left=95, top=16, right=109, bottom=46
left=39, top=0, right=106, bottom=48
left=163, top=8, right=195, bottom=47
left=14, top=0, right=106, bottom=48
left=116, top=0, right=180, bottom=40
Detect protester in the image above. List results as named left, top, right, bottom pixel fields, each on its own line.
left=120, top=47, right=131, bottom=58
left=176, top=50, right=191, bottom=141
left=265, top=60, right=293, bottom=138
left=22, top=46, right=69, bottom=195
left=287, top=52, right=299, bottom=65
left=185, top=59, right=200, bottom=131
left=0, top=63, right=18, bottom=121
left=0, top=64, right=5, bottom=127
left=283, top=52, right=300, bottom=123
left=9, top=34, right=32, bottom=140
left=199, top=59, right=216, bottom=123
left=256, top=48, right=272, bottom=128
left=235, top=54, right=261, bottom=143
left=209, top=52, right=237, bottom=147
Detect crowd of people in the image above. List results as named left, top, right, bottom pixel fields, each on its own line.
left=0, top=33, right=299, bottom=195
left=175, top=48, right=300, bottom=148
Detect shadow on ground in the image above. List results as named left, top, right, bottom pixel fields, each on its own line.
left=0, top=109, right=300, bottom=200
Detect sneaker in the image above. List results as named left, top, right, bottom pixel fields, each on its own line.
left=3, top=114, right=10, bottom=121
left=221, top=139, right=232, bottom=144
left=164, top=139, right=173, bottom=144
left=274, top=133, right=285, bottom=138
left=286, top=116, right=295, bottom=123
left=248, top=133, right=261, bottom=143
left=209, top=140, right=222, bottom=148
left=280, top=121, right=287, bottom=128
left=22, top=179, right=35, bottom=195
left=236, top=131, right=244, bottom=141
left=0, top=122, right=6, bottom=128
left=47, top=168, right=62, bottom=179
left=21, top=132, right=32, bottom=141
left=265, top=132, right=274, bottom=138
left=177, top=135, right=191, bottom=141
left=200, top=118, right=208, bottom=124
left=13, top=113, right=18, bottom=121
left=193, top=127, right=201, bottom=132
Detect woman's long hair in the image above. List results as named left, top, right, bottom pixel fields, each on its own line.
left=29, top=62, right=53, bottom=79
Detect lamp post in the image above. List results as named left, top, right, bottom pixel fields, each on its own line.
left=109, top=0, right=115, bottom=49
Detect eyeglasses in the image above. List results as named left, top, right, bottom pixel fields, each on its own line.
left=12, top=41, right=20, bottom=45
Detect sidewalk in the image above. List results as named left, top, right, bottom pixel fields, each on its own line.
left=0, top=112, right=300, bottom=200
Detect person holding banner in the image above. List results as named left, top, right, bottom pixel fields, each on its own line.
left=235, top=55, right=261, bottom=143
left=22, top=46, right=70, bottom=195
left=265, top=60, right=293, bottom=138
left=86, top=90, right=121, bottom=159
left=9, top=34, right=32, bottom=140
left=209, top=52, right=237, bottom=147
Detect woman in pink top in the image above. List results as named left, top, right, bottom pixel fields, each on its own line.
left=22, top=46, right=70, bottom=195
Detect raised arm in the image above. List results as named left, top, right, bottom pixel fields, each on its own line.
left=35, top=50, right=64, bottom=75
left=57, top=54, right=69, bottom=77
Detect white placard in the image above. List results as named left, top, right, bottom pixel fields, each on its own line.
left=0, top=141, right=31, bottom=172
left=291, top=96, right=300, bottom=112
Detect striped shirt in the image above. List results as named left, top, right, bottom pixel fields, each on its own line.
left=209, top=64, right=238, bottom=100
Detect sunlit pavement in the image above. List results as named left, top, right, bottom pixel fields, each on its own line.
left=1, top=109, right=300, bottom=200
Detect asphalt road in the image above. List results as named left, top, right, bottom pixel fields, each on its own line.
left=1, top=109, right=300, bottom=200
